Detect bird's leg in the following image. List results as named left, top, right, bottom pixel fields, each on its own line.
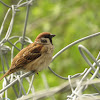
left=31, top=70, right=35, bottom=73
left=31, top=70, right=39, bottom=75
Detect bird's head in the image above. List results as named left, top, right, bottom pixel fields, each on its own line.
left=35, top=32, right=55, bottom=45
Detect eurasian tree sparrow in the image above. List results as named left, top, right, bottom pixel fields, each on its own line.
left=0, top=32, right=55, bottom=81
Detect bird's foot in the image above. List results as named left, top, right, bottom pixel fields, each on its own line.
left=37, top=72, right=39, bottom=75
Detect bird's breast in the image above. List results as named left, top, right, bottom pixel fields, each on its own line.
left=24, top=45, right=54, bottom=72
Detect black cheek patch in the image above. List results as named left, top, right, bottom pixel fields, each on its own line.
left=41, top=39, right=47, bottom=43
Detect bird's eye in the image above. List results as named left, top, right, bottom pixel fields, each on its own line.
left=41, top=39, right=47, bottom=43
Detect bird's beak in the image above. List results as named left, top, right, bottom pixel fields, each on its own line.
left=50, top=34, right=56, bottom=38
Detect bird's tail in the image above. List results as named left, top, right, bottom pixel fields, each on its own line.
left=0, top=70, right=10, bottom=81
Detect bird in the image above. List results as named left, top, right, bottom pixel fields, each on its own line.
left=0, top=32, right=55, bottom=81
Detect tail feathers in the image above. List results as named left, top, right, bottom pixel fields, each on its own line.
left=0, top=70, right=10, bottom=81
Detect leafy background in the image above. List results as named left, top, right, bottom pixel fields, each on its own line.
left=0, top=0, right=100, bottom=100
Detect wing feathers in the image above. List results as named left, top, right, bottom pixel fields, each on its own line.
left=10, top=44, right=43, bottom=71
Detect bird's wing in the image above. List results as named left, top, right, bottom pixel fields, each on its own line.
left=10, top=44, right=43, bottom=70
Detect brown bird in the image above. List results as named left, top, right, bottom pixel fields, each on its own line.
left=0, top=32, right=55, bottom=81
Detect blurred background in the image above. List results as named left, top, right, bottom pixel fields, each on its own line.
left=0, top=0, right=100, bottom=99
